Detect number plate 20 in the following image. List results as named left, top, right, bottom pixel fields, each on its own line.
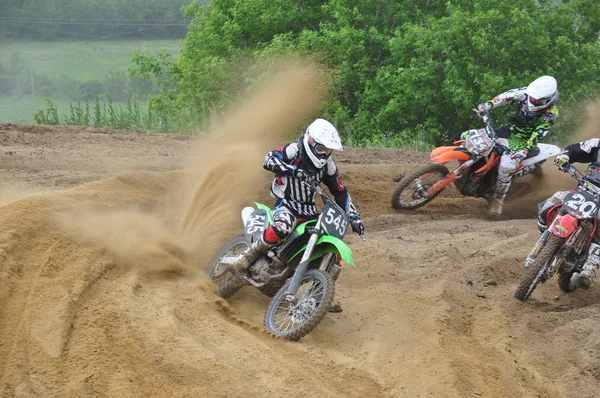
left=563, top=187, right=600, bottom=219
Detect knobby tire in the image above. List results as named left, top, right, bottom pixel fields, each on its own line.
left=514, top=235, right=563, bottom=301
left=391, top=164, right=450, bottom=210
left=264, top=270, right=335, bottom=341
left=206, top=236, right=248, bottom=299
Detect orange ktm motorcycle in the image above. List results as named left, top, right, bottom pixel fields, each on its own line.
left=391, top=112, right=562, bottom=210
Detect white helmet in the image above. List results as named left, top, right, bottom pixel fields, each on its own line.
left=302, top=118, right=343, bottom=169
left=524, top=75, right=559, bottom=115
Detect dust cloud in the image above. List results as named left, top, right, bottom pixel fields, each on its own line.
left=54, top=62, right=328, bottom=274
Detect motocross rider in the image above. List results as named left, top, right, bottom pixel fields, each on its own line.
left=476, top=75, right=559, bottom=217
left=231, top=118, right=365, bottom=311
left=537, top=139, right=600, bottom=289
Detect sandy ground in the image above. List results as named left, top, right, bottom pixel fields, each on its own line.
left=2, top=69, right=600, bottom=398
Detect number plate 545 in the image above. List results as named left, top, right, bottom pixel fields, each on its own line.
left=322, top=202, right=349, bottom=239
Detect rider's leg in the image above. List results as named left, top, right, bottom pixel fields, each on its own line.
left=536, top=192, right=568, bottom=234
left=233, top=206, right=297, bottom=272
left=579, top=241, right=600, bottom=289
left=578, top=222, right=600, bottom=288
left=489, top=152, right=520, bottom=216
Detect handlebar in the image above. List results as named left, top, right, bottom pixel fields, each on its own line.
left=472, top=109, right=497, bottom=140
left=560, top=163, right=585, bottom=183
left=301, top=179, right=365, bottom=239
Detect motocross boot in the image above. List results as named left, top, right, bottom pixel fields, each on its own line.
left=231, top=235, right=275, bottom=272
left=579, top=243, right=600, bottom=289
left=488, top=176, right=511, bottom=217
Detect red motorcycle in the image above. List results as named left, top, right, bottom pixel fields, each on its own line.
left=515, top=164, right=600, bottom=301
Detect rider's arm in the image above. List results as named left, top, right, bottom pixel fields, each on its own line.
left=263, top=143, right=301, bottom=176
left=486, top=87, right=528, bottom=109
left=563, top=138, right=600, bottom=164
left=523, top=107, right=559, bottom=151
left=322, top=159, right=358, bottom=215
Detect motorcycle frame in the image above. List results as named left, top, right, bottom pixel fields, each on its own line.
left=247, top=195, right=356, bottom=298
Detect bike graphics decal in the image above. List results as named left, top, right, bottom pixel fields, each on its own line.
left=513, top=164, right=539, bottom=178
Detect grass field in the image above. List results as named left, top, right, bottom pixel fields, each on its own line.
left=0, top=39, right=179, bottom=123
left=0, top=96, right=137, bottom=124
left=0, top=40, right=180, bottom=80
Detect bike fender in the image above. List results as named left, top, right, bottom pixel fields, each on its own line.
left=521, top=144, right=562, bottom=167
left=546, top=204, right=562, bottom=226
left=290, top=235, right=355, bottom=267
left=551, top=214, right=579, bottom=238
left=430, top=147, right=470, bottom=164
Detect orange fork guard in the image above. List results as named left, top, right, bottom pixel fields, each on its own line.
left=427, top=173, right=456, bottom=196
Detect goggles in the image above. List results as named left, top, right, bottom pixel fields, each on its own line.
left=530, top=96, right=549, bottom=106
left=313, top=142, right=334, bottom=157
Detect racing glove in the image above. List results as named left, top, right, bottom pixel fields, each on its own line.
left=295, top=168, right=319, bottom=189
left=476, top=102, right=493, bottom=115
left=554, top=154, right=570, bottom=170
left=294, top=168, right=309, bottom=181
left=349, top=213, right=365, bottom=235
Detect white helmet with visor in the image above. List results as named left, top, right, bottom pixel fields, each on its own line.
left=302, top=118, right=343, bottom=169
left=525, top=75, right=558, bottom=115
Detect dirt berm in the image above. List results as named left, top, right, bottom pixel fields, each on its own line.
left=1, top=68, right=600, bottom=398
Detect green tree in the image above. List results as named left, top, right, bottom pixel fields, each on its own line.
left=135, top=0, right=600, bottom=144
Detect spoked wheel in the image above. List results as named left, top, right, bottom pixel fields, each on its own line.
left=515, top=235, right=564, bottom=301
left=391, top=164, right=450, bottom=210
left=206, top=236, right=248, bottom=299
left=264, top=270, right=334, bottom=341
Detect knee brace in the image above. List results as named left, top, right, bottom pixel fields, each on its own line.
left=265, top=209, right=297, bottom=243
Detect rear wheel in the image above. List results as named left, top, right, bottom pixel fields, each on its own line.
left=264, top=270, right=334, bottom=341
left=515, top=235, right=563, bottom=301
left=206, top=236, right=248, bottom=299
left=391, top=164, right=450, bottom=210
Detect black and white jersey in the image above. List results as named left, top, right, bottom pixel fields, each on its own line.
left=263, top=141, right=358, bottom=218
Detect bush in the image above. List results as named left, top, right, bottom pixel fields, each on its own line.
left=129, top=0, right=600, bottom=148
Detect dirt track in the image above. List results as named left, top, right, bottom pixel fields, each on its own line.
left=2, top=70, right=600, bottom=397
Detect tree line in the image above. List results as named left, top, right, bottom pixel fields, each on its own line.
left=0, top=0, right=192, bottom=40
left=129, top=0, right=600, bottom=146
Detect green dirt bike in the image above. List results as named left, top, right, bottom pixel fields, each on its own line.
left=206, top=180, right=364, bottom=341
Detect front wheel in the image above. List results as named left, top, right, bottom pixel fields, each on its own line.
left=206, top=236, right=248, bottom=299
left=515, top=235, right=564, bottom=301
left=264, top=270, right=334, bottom=341
left=391, top=164, right=450, bottom=210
